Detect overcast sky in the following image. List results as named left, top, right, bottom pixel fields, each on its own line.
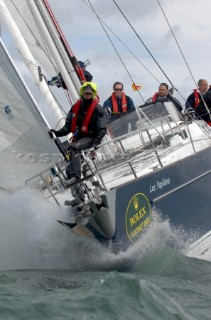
left=2, top=0, right=211, bottom=119
left=47, top=0, right=211, bottom=107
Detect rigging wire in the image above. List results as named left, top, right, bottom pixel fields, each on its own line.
left=9, top=0, right=73, bottom=108
left=86, top=0, right=145, bottom=103
left=84, top=0, right=171, bottom=134
left=10, top=0, right=56, bottom=69
left=156, top=0, right=211, bottom=118
left=112, top=0, right=175, bottom=88
left=80, top=0, right=160, bottom=85
left=156, top=0, right=197, bottom=88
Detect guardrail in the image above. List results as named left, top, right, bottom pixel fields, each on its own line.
left=25, top=117, right=211, bottom=205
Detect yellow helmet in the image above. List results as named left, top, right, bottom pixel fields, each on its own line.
left=79, top=82, right=97, bottom=98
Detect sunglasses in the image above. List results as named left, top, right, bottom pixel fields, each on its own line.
left=83, top=92, right=93, bottom=95
left=114, top=88, right=123, bottom=91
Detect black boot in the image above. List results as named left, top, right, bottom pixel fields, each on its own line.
left=64, top=198, right=80, bottom=207
left=64, top=182, right=85, bottom=207
left=72, top=183, right=85, bottom=202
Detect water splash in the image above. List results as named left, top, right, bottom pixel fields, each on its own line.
left=0, top=188, right=210, bottom=272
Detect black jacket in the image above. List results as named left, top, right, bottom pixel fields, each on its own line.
left=185, top=91, right=205, bottom=110
left=195, top=88, right=211, bottom=121
left=55, top=98, right=107, bottom=143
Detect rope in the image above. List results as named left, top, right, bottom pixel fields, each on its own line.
left=86, top=0, right=145, bottom=103
left=10, top=0, right=73, bottom=108
left=156, top=0, right=211, bottom=119
left=156, top=0, right=196, bottom=87
left=112, top=0, right=174, bottom=88
left=81, top=0, right=160, bottom=85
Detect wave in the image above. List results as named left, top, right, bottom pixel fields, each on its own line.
left=0, top=187, right=210, bottom=274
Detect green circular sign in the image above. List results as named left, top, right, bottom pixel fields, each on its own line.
left=126, top=193, right=151, bottom=241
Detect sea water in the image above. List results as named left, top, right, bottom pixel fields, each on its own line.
left=0, top=188, right=211, bottom=320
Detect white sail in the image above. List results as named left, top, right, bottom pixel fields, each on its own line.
left=3, top=0, right=81, bottom=103
left=0, top=0, right=85, bottom=190
left=0, top=39, right=59, bottom=189
left=28, top=0, right=81, bottom=97
left=4, top=0, right=56, bottom=76
left=0, top=0, right=67, bottom=128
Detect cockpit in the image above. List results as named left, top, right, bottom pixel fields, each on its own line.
left=107, top=100, right=184, bottom=139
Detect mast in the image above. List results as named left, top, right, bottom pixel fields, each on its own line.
left=0, top=0, right=65, bottom=128
left=27, top=0, right=81, bottom=102
left=42, top=0, right=86, bottom=84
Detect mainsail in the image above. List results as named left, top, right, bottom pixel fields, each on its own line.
left=0, top=39, right=59, bottom=189
left=3, top=0, right=81, bottom=103
left=0, top=0, right=87, bottom=190
left=0, top=0, right=86, bottom=190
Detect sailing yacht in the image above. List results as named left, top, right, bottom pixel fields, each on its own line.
left=0, top=0, right=211, bottom=255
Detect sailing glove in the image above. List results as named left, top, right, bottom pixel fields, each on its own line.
left=48, top=129, right=57, bottom=139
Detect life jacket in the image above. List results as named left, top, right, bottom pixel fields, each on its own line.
left=193, top=89, right=200, bottom=109
left=71, top=98, right=98, bottom=134
left=206, top=120, right=211, bottom=127
left=152, top=92, right=159, bottom=103
left=111, top=92, right=127, bottom=113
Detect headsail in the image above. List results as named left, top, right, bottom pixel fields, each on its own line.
left=0, top=39, right=59, bottom=189
left=0, top=0, right=66, bottom=127
left=0, top=0, right=87, bottom=190
left=3, top=0, right=82, bottom=103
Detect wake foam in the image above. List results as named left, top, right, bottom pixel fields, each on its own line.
left=0, top=189, right=209, bottom=272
